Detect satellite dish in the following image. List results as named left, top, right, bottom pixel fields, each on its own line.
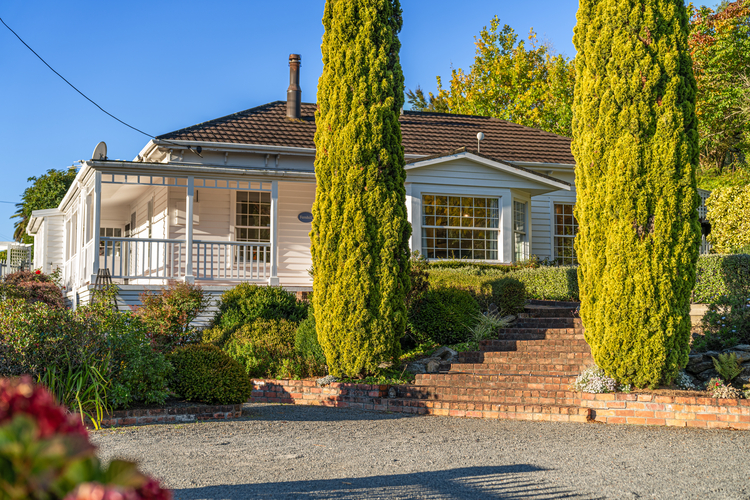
left=92, top=141, right=107, bottom=160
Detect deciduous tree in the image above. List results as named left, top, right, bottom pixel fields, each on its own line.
left=12, top=168, right=76, bottom=243
left=407, top=17, right=576, bottom=137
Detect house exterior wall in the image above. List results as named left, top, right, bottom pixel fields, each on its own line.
left=38, top=214, right=65, bottom=275
left=277, top=181, right=315, bottom=287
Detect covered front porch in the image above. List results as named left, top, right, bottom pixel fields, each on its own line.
left=52, top=160, right=316, bottom=293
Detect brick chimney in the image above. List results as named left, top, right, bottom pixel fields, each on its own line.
left=287, top=54, right=301, bottom=119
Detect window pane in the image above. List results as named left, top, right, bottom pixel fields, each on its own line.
left=423, top=195, right=434, bottom=205
left=436, top=196, right=448, bottom=206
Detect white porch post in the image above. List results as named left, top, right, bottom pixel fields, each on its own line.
left=184, top=176, right=195, bottom=283
left=501, top=194, right=514, bottom=264
left=268, top=180, right=279, bottom=286
left=90, top=171, right=102, bottom=283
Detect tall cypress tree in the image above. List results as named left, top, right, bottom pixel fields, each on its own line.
left=311, top=0, right=410, bottom=377
left=572, top=0, right=701, bottom=387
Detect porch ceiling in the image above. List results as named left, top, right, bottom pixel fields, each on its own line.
left=101, top=183, right=153, bottom=211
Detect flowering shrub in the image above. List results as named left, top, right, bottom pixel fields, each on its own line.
left=572, top=365, right=619, bottom=393
left=674, top=371, right=699, bottom=391
left=705, top=377, right=744, bottom=399
left=137, top=282, right=211, bottom=353
left=0, top=269, right=64, bottom=308
left=0, top=376, right=171, bottom=500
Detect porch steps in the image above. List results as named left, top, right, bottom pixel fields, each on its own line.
left=395, top=303, right=594, bottom=420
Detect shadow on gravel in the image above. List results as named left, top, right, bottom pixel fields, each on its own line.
left=174, top=464, right=602, bottom=500
left=241, top=404, right=422, bottom=422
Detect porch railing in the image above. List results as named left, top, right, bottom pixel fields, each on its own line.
left=99, top=237, right=271, bottom=281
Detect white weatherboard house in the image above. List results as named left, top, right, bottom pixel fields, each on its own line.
left=27, top=54, right=635, bottom=308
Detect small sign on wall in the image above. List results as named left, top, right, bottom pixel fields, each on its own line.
left=298, top=212, right=313, bottom=223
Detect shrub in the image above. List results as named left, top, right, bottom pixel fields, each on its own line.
left=407, top=287, right=480, bottom=345
left=674, top=371, right=699, bottom=391
left=168, top=344, right=251, bottom=404
left=692, top=254, right=750, bottom=303
left=491, top=277, right=527, bottom=315
left=201, top=325, right=231, bottom=348
left=711, top=352, right=743, bottom=383
left=137, top=281, right=211, bottom=352
left=695, top=295, right=750, bottom=351
left=295, top=315, right=325, bottom=364
left=507, top=266, right=579, bottom=301
left=230, top=318, right=297, bottom=351
left=705, top=186, right=750, bottom=253
left=572, top=365, right=620, bottom=394
left=406, top=252, right=430, bottom=310
left=0, top=270, right=65, bottom=309
left=705, top=377, right=743, bottom=399
left=0, top=376, right=170, bottom=500
left=212, top=283, right=307, bottom=334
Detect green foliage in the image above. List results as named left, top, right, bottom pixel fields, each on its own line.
left=312, top=0, right=411, bottom=377
left=508, top=266, right=580, bottom=301
left=225, top=319, right=324, bottom=379
left=692, top=254, right=750, bottom=303
left=406, top=252, right=430, bottom=310
left=0, top=270, right=64, bottom=309
left=407, top=287, right=480, bottom=345
left=706, top=377, right=744, bottom=398
left=711, top=352, right=744, bottom=382
left=295, top=316, right=325, bottom=365
left=408, top=16, right=575, bottom=137
left=168, top=344, right=251, bottom=404
left=689, top=0, right=750, bottom=175
left=202, top=325, right=231, bottom=348
left=572, top=0, right=700, bottom=387
left=491, top=277, right=527, bottom=315
left=705, top=186, right=750, bottom=253
left=466, top=312, right=511, bottom=344
left=0, top=377, right=170, bottom=500
left=696, top=295, right=750, bottom=351
left=137, top=281, right=211, bottom=352
left=697, top=166, right=750, bottom=190
left=11, top=168, right=76, bottom=244
left=212, top=283, right=307, bottom=335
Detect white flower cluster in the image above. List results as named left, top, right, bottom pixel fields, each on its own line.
left=572, top=365, right=619, bottom=394
left=674, top=371, right=698, bottom=391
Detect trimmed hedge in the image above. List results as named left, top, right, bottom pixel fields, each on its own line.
left=168, top=344, right=251, bottom=404
left=507, top=266, right=580, bottom=302
left=428, top=255, right=749, bottom=304
left=407, top=287, right=479, bottom=345
left=692, top=254, right=750, bottom=303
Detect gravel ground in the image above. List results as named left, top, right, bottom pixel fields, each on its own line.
left=91, top=403, right=750, bottom=500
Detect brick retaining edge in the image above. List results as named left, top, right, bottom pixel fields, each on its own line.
left=252, top=379, right=750, bottom=429
left=90, top=404, right=242, bottom=429
left=580, top=392, right=750, bottom=429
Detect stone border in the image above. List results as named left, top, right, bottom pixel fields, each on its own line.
left=91, top=404, right=242, bottom=429
left=251, top=380, right=749, bottom=429
left=580, top=392, right=750, bottom=429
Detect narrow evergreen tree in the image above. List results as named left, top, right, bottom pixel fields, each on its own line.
left=311, top=0, right=410, bottom=377
left=572, top=0, right=701, bottom=387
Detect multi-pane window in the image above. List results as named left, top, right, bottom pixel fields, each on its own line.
left=421, top=195, right=499, bottom=260
left=554, top=203, right=578, bottom=264
left=235, top=192, right=271, bottom=243
left=513, top=201, right=528, bottom=262
left=99, top=227, right=122, bottom=256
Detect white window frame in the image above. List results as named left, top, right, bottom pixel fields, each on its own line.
left=233, top=190, right=272, bottom=244
left=513, top=199, right=529, bottom=262
left=553, top=202, right=578, bottom=265
left=420, top=193, right=500, bottom=261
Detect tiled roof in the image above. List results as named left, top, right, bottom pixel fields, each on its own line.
left=157, top=101, right=575, bottom=165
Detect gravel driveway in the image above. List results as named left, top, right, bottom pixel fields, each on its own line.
left=91, top=403, right=750, bottom=500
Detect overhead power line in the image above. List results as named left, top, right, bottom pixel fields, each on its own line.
left=0, top=17, right=202, bottom=157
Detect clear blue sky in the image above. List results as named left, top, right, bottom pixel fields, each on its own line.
left=0, top=0, right=667, bottom=241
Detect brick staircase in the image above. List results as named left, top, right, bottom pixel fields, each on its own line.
left=387, top=301, right=595, bottom=422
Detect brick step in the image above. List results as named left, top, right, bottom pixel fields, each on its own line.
left=479, top=339, right=591, bottom=353
left=384, top=398, right=591, bottom=422
left=413, top=372, right=579, bottom=387
left=528, top=300, right=581, bottom=308
left=458, top=350, right=593, bottom=364
left=511, top=318, right=583, bottom=329
left=395, top=383, right=580, bottom=406
left=495, top=327, right=585, bottom=337
left=522, top=304, right=578, bottom=318
left=447, top=361, right=589, bottom=376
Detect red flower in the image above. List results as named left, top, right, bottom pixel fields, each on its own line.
left=35, top=269, right=41, bottom=275
left=0, top=376, right=89, bottom=439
